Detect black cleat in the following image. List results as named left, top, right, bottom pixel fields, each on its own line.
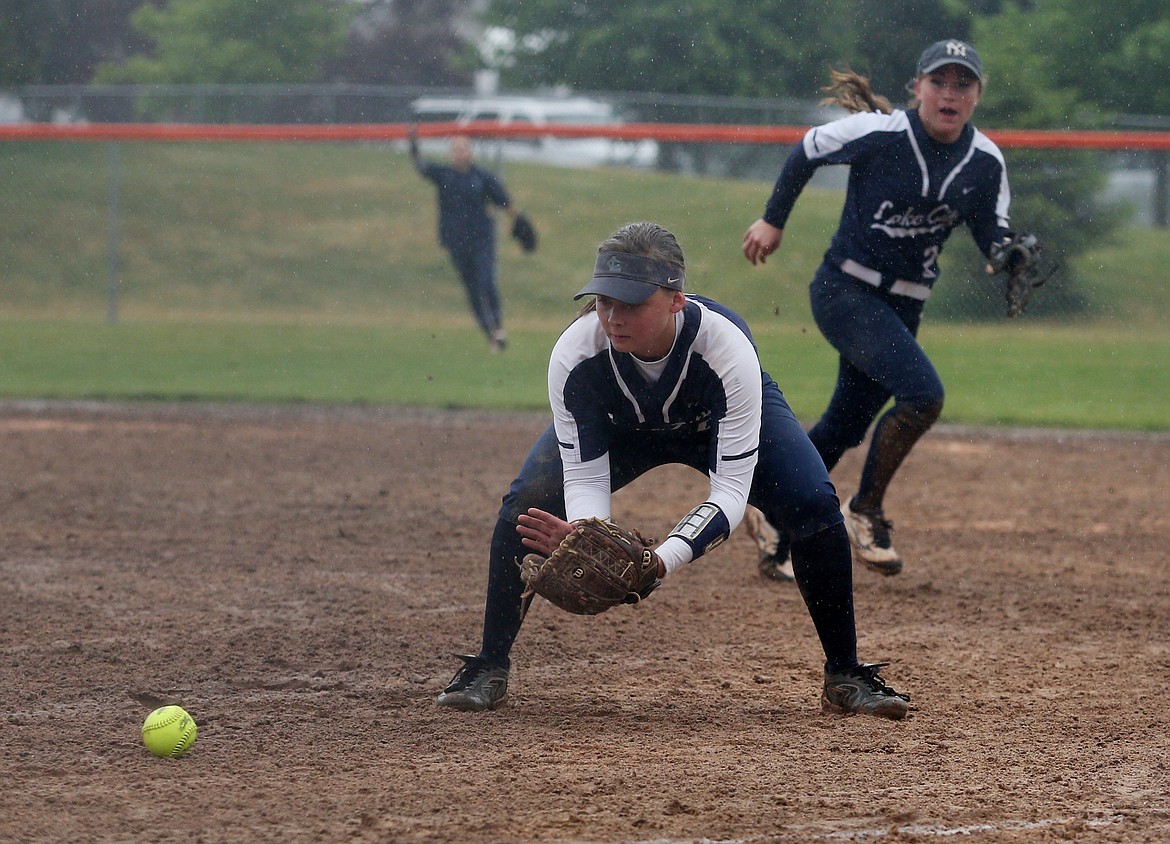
left=822, top=662, right=910, bottom=720
left=436, top=653, right=509, bottom=712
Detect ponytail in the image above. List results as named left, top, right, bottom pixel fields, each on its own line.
left=820, top=68, right=893, bottom=115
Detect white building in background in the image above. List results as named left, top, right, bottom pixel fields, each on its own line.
left=0, top=94, right=25, bottom=123
left=410, top=93, right=659, bottom=169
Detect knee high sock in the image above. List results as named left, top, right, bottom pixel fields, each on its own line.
left=789, top=522, right=858, bottom=674
left=479, top=516, right=530, bottom=670
left=854, top=401, right=940, bottom=512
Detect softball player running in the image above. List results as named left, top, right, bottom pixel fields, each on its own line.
left=743, top=40, right=1014, bottom=578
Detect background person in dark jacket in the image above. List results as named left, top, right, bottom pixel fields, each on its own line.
left=410, top=131, right=518, bottom=352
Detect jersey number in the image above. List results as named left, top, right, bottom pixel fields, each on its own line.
left=921, top=246, right=940, bottom=280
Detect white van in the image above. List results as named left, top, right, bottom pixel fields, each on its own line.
left=409, top=94, right=658, bottom=169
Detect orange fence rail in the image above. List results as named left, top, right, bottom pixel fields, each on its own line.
left=4, top=121, right=1170, bottom=150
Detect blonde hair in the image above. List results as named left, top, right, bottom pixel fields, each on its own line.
left=820, top=67, right=894, bottom=115
left=577, top=222, right=685, bottom=317
left=596, top=221, right=685, bottom=271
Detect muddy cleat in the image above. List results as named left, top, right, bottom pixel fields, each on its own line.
left=436, top=653, right=509, bottom=712
left=745, top=506, right=794, bottom=583
left=758, top=550, right=795, bottom=583
left=822, top=662, right=910, bottom=720
left=841, top=498, right=902, bottom=575
left=489, top=329, right=508, bottom=353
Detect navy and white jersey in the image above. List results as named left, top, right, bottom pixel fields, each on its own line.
left=416, top=161, right=511, bottom=250
left=763, top=108, right=1011, bottom=288
left=549, top=295, right=762, bottom=565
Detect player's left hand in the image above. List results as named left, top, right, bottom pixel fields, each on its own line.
left=986, top=232, right=1049, bottom=318
left=517, top=508, right=574, bottom=556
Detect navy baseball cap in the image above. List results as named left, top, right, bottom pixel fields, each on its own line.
left=916, top=39, right=983, bottom=82
left=574, top=252, right=685, bottom=304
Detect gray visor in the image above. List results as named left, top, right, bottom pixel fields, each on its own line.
left=574, top=252, right=685, bottom=304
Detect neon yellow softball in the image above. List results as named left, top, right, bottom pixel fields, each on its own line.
left=141, top=705, right=197, bottom=758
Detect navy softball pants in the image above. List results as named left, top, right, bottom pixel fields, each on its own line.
left=473, top=376, right=860, bottom=674
left=446, top=233, right=502, bottom=338
left=806, top=265, right=944, bottom=509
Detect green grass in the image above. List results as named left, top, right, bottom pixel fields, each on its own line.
left=2, top=318, right=1165, bottom=431
left=2, top=140, right=1168, bottom=430
left=0, top=319, right=553, bottom=408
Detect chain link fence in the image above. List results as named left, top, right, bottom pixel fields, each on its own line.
left=5, top=83, right=1168, bottom=225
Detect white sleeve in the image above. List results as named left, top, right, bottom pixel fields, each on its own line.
left=803, top=109, right=908, bottom=160
left=696, top=311, right=762, bottom=536
left=707, top=454, right=756, bottom=534
left=656, top=536, right=695, bottom=574
left=548, top=320, right=614, bottom=519
left=562, top=454, right=612, bottom=521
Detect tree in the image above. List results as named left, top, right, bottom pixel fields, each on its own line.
left=94, top=0, right=350, bottom=85
left=972, top=1, right=1170, bottom=119
left=0, top=0, right=60, bottom=87
left=839, top=0, right=971, bottom=98
left=329, top=0, right=476, bottom=86
left=483, top=0, right=858, bottom=98
left=1, top=0, right=147, bottom=87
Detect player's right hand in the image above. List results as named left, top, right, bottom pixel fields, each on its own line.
left=516, top=508, right=574, bottom=556
left=743, top=219, right=784, bottom=265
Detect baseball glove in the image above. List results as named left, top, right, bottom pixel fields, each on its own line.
left=518, top=517, right=661, bottom=615
left=511, top=212, right=538, bottom=253
left=987, top=232, right=1045, bottom=318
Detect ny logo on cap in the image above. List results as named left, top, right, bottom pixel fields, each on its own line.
left=946, top=40, right=968, bottom=57
left=607, top=256, right=623, bottom=272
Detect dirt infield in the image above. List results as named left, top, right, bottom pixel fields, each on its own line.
left=2, top=401, right=1168, bottom=843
